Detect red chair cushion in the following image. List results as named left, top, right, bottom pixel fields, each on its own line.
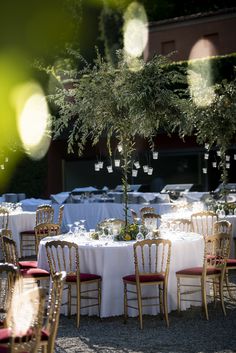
left=66, top=273, right=101, bottom=282
left=176, top=267, right=221, bottom=276
left=18, top=261, right=38, bottom=269
left=226, top=258, right=236, bottom=267
left=40, top=328, right=49, bottom=341
left=123, top=274, right=165, bottom=283
left=0, top=327, right=48, bottom=346
left=20, top=230, right=35, bottom=235
left=20, top=268, right=49, bottom=278
left=0, top=328, right=11, bottom=343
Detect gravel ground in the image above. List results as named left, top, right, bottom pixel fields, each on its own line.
left=55, top=299, right=236, bottom=353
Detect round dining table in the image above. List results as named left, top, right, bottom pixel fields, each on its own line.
left=38, top=230, right=204, bottom=318
left=0, top=210, right=36, bottom=259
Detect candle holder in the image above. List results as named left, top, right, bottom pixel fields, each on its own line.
left=134, top=161, right=140, bottom=169
left=143, top=165, right=148, bottom=173
left=148, top=167, right=153, bottom=175
left=152, top=151, right=158, bottom=159
left=114, top=159, right=121, bottom=167
left=98, top=161, right=104, bottom=169
left=94, top=163, right=100, bottom=171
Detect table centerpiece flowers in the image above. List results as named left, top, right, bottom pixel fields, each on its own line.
left=115, top=223, right=139, bottom=241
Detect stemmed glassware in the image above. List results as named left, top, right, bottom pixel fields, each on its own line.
left=73, top=221, right=80, bottom=235
left=67, top=223, right=73, bottom=235
left=80, top=219, right=86, bottom=231
left=100, top=226, right=106, bottom=240
left=136, top=224, right=144, bottom=241
left=80, top=224, right=86, bottom=237
left=219, top=206, right=226, bottom=218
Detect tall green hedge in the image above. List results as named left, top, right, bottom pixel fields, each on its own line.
left=170, top=53, right=236, bottom=84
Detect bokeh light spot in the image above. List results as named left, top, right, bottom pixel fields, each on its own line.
left=13, top=82, right=51, bottom=160
left=188, top=39, right=217, bottom=107
left=123, top=2, right=148, bottom=61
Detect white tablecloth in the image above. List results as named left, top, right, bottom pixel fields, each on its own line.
left=161, top=212, right=236, bottom=257
left=38, top=231, right=204, bottom=317
left=60, top=202, right=172, bottom=232
left=0, top=211, right=36, bottom=259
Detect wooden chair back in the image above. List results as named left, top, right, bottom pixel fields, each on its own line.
left=0, top=207, right=9, bottom=230
left=0, top=263, right=19, bottom=326
left=35, top=223, right=60, bottom=255
left=42, top=271, right=66, bottom=353
left=204, top=233, right=231, bottom=272
left=169, top=218, right=193, bottom=232
left=96, top=218, right=125, bottom=232
left=134, top=239, right=171, bottom=280
left=6, top=286, right=46, bottom=353
left=58, top=205, right=64, bottom=230
left=142, top=212, right=161, bottom=229
left=191, top=211, right=218, bottom=237
left=2, top=236, right=19, bottom=266
left=140, top=207, right=155, bottom=219
left=36, top=205, right=54, bottom=225
left=213, top=220, right=232, bottom=235
left=46, top=240, right=79, bottom=276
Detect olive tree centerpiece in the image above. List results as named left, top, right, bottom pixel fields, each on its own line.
left=186, top=75, right=236, bottom=196
left=49, top=51, right=189, bottom=229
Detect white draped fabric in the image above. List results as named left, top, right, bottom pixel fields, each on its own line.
left=61, top=203, right=172, bottom=232
left=161, top=212, right=236, bottom=256
left=38, top=231, right=204, bottom=317
left=0, top=211, right=36, bottom=259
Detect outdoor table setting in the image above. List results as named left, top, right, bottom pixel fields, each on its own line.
left=161, top=206, right=236, bottom=256
left=0, top=203, right=36, bottom=259
left=37, top=227, right=204, bottom=318
left=60, top=202, right=173, bottom=233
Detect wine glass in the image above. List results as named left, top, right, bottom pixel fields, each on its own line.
left=136, top=225, right=144, bottom=241
left=134, top=217, right=141, bottom=224
left=80, top=219, right=86, bottom=231
left=67, top=224, right=73, bottom=235
left=79, top=224, right=86, bottom=238
left=100, top=226, right=107, bottom=240
left=219, top=207, right=226, bottom=218
left=73, top=221, right=80, bottom=235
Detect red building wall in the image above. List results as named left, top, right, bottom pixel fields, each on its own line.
left=144, top=10, right=236, bottom=61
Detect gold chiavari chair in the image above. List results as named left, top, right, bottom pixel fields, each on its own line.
left=213, top=220, right=236, bottom=301
left=20, top=204, right=54, bottom=258
left=40, top=271, right=66, bottom=353
left=0, top=263, right=19, bottom=327
left=0, top=208, right=9, bottom=231
left=0, top=208, right=12, bottom=259
left=213, top=220, right=232, bottom=235
left=123, top=239, right=172, bottom=329
left=96, top=218, right=125, bottom=233
left=58, top=205, right=64, bottom=232
left=34, top=223, right=60, bottom=256
left=142, top=212, right=161, bottom=230
left=36, top=205, right=54, bottom=225
left=140, top=206, right=155, bottom=220
left=191, top=211, right=218, bottom=237
left=0, top=285, right=46, bottom=353
left=176, top=232, right=230, bottom=320
left=168, top=218, right=193, bottom=232
left=130, top=208, right=138, bottom=223
left=2, top=236, right=49, bottom=282
left=45, top=240, right=102, bottom=328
